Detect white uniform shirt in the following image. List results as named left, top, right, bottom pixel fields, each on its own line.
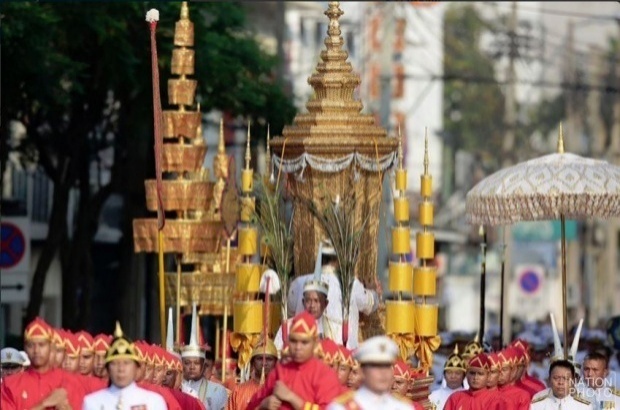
left=578, top=385, right=620, bottom=410
left=428, top=384, right=466, bottom=410
left=182, top=377, right=227, bottom=410
left=327, top=386, right=417, bottom=410
left=287, top=266, right=378, bottom=349
left=530, top=392, right=592, bottom=410
left=274, top=314, right=342, bottom=352
left=82, top=381, right=167, bottom=410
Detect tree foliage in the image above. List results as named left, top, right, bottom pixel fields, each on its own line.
left=1, top=2, right=296, bottom=331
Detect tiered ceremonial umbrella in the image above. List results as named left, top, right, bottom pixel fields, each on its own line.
left=466, top=126, right=620, bottom=358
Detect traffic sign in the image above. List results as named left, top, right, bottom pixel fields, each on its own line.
left=1, top=271, right=29, bottom=303
left=0, top=218, right=30, bottom=273
left=515, top=265, right=544, bottom=295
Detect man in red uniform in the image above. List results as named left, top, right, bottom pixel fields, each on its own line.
left=0, top=317, right=87, bottom=410
left=62, top=331, right=81, bottom=373
left=247, top=311, right=345, bottom=410
left=77, top=330, right=96, bottom=377
left=497, top=348, right=530, bottom=410
left=228, top=339, right=278, bottom=410
left=93, top=333, right=112, bottom=380
left=134, top=342, right=183, bottom=410
left=510, top=339, right=545, bottom=397
left=444, top=353, right=509, bottom=410
left=391, top=359, right=412, bottom=399
left=317, top=338, right=339, bottom=371
left=50, top=328, right=66, bottom=369
left=335, top=346, right=352, bottom=386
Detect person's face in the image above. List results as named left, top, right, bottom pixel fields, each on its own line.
left=144, top=362, right=154, bottom=382
left=466, top=367, right=488, bottom=390
left=337, top=364, right=351, bottom=385
left=62, top=354, right=79, bottom=373
left=363, top=364, right=394, bottom=395
left=163, top=368, right=177, bottom=388
left=302, top=291, right=327, bottom=319
left=202, top=359, right=214, bottom=379
left=329, top=361, right=339, bottom=371
left=288, top=335, right=316, bottom=363
left=347, top=366, right=363, bottom=389
left=509, top=364, right=519, bottom=382
left=516, top=362, right=526, bottom=379
left=79, top=349, right=95, bottom=375
left=53, top=346, right=65, bottom=369
left=94, top=352, right=108, bottom=378
left=135, top=361, right=146, bottom=381
left=153, top=364, right=166, bottom=385
left=1, top=364, right=23, bottom=379
left=549, top=366, right=574, bottom=399
left=391, top=376, right=409, bottom=396
left=498, top=365, right=512, bottom=385
left=183, top=357, right=205, bottom=381
left=175, top=368, right=182, bottom=389
left=486, top=367, right=500, bottom=388
left=24, top=339, right=51, bottom=369
left=445, top=369, right=466, bottom=390
left=582, top=359, right=609, bottom=389
left=252, top=355, right=277, bottom=378
left=108, top=359, right=138, bottom=388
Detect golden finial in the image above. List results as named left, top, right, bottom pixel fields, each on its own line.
left=325, top=2, right=344, bottom=40
left=557, top=122, right=565, bottom=154
left=423, top=127, right=429, bottom=176
left=114, top=321, right=123, bottom=338
left=180, top=1, right=189, bottom=20
left=218, top=118, right=225, bottom=154
left=453, top=344, right=459, bottom=355
left=397, top=124, right=403, bottom=170
left=478, top=225, right=484, bottom=237
left=245, top=121, right=252, bottom=170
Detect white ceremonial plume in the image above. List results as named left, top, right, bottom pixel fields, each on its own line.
left=313, top=242, right=324, bottom=281
left=145, top=9, right=160, bottom=23
left=549, top=313, right=564, bottom=360
left=570, top=318, right=584, bottom=361
left=166, top=307, right=174, bottom=352
left=260, top=269, right=281, bottom=294
left=189, top=302, right=199, bottom=347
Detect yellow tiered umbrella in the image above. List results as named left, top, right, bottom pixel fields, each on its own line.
left=466, top=126, right=620, bottom=358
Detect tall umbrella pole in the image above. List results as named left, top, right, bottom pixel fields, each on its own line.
left=499, top=227, right=507, bottom=348
left=560, top=214, right=568, bottom=359
left=479, top=225, right=487, bottom=342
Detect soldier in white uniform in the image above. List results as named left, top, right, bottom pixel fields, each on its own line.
left=82, top=322, right=167, bottom=410
left=530, top=359, right=591, bottom=410
left=579, top=351, right=620, bottom=409
left=288, top=240, right=378, bottom=349
left=181, top=303, right=227, bottom=410
left=429, top=346, right=467, bottom=410
left=275, top=277, right=342, bottom=351
left=327, top=335, right=421, bottom=410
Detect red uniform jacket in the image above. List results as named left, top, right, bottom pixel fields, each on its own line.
left=247, top=357, right=346, bottom=410
left=0, top=368, right=87, bottom=410
left=166, top=386, right=207, bottom=410
left=499, top=383, right=531, bottom=410
left=444, top=388, right=510, bottom=410
left=516, top=373, right=546, bottom=398
left=138, top=381, right=183, bottom=410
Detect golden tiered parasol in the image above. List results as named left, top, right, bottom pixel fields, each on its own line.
left=466, top=126, right=620, bottom=358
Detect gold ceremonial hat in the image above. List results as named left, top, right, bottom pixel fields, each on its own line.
left=251, top=339, right=278, bottom=360
left=444, top=345, right=466, bottom=372
left=105, top=322, right=140, bottom=364
left=462, top=334, right=482, bottom=360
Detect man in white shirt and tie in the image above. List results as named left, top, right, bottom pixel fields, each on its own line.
left=82, top=322, right=167, bottom=410
left=287, top=239, right=378, bottom=349
left=530, top=359, right=591, bottom=410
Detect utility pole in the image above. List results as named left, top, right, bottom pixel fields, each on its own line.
left=500, top=1, right=518, bottom=348
left=379, top=3, right=395, bottom=132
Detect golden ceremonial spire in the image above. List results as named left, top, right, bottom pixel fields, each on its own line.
left=557, top=123, right=565, bottom=154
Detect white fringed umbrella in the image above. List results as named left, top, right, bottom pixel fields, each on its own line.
left=466, top=126, right=620, bottom=358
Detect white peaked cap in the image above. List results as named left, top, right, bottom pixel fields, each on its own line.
left=181, top=303, right=205, bottom=359
left=354, top=335, right=399, bottom=365
left=1, top=348, right=25, bottom=365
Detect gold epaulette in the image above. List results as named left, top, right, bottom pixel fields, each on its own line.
left=610, top=387, right=620, bottom=397
left=531, top=393, right=548, bottom=404
left=571, top=393, right=591, bottom=405
left=333, top=391, right=356, bottom=404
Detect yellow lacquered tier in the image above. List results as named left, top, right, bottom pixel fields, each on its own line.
left=235, top=263, right=260, bottom=293
left=415, top=304, right=438, bottom=337
left=233, top=301, right=263, bottom=334
left=413, top=266, right=436, bottom=296
left=395, top=169, right=407, bottom=191
left=240, top=197, right=256, bottom=222
left=241, top=169, right=254, bottom=193
left=388, top=262, right=413, bottom=293
left=416, top=232, right=434, bottom=260
left=418, top=201, right=433, bottom=226
left=238, top=228, right=258, bottom=256
left=392, top=227, right=411, bottom=255
left=394, top=197, right=410, bottom=223
left=420, top=175, right=432, bottom=197
left=385, top=301, right=415, bottom=334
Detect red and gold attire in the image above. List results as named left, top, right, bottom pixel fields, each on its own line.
left=247, top=312, right=346, bottom=410
left=228, top=379, right=261, bottom=410
left=509, top=341, right=546, bottom=398
left=497, top=348, right=531, bottom=410
left=0, top=318, right=88, bottom=410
